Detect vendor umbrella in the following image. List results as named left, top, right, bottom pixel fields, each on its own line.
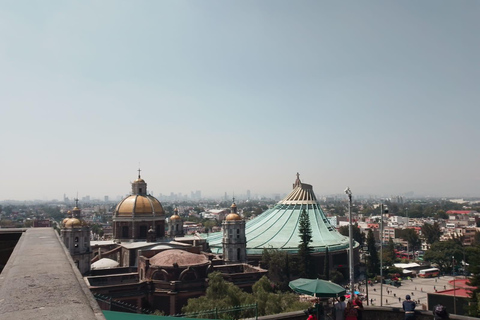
left=289, top=278, right=346, bottom=298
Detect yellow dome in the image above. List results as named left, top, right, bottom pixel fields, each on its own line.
left=134, top=178, right=145, bottom=183
left=231, top=203, right=237, bottom=208
left=115, top=195, right=164, bottom=217
left=62, top=218, right=70, bottom=225
left=64, top=218, right=83, bottom=228
left=225, top=213, right=242, bottom=221
left=170, top=214, right=181, bottom=220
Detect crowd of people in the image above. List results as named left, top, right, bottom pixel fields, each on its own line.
left=306, top=294, right=449, bottom=320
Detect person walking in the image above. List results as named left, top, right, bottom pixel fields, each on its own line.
left=403, top=295, right=416, bottom=320
left=344, top=300, right=358, bottom=320
left=334, top=296, right=346, bottom=320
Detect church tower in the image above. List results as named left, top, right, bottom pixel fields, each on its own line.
left=168, top=207, right=184, bottom=238
left=61, top=199, right=91, bottom=275
left=222, top=199, right=246, bottom=263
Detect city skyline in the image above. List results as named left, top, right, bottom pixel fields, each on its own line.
left=1, top=1, right=479, bottom=201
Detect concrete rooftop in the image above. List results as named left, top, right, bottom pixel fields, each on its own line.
left=0, top=228, right=105, bottom=320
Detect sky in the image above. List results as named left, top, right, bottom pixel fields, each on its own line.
left=0, top=1, right=479, bottom=201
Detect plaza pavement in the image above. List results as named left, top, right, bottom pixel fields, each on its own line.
left=359, top=275, right=459, bottom=309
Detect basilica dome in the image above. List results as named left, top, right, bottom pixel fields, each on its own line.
left=114, top=171, right=165, bottom=217
left=115, top=195, right=164, bottom=217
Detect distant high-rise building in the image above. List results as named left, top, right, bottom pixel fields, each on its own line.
left=246, top=190, right=251, bottom=200
left=104, top=195, right=109, bottom=202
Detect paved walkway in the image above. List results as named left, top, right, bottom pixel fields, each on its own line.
left=360, top=275, right=460, bottom=308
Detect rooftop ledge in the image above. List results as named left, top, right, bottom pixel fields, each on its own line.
left=0, top=228, right=105, bottom=320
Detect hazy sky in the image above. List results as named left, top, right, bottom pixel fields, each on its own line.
left=1, top=1, right=479, bottom=201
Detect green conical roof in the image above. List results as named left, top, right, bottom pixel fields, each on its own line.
left=206, top=174, right=354, bottom=255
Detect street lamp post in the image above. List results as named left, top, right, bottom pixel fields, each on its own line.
left=364, top=250, right=369, bottom=306
left=453, top=255, right=457, bottom=314
left=345, top=187, right=355, bottom=300
left=405, top=208, right=409, bottom=261
left=380, top=204, right=383, bottom=306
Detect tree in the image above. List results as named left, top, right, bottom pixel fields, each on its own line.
left=466, top=246, right=480, bottom=317
left=397, top=229, right=421, bottom=251
left=298, top=209, right=313, bottom=278
left=182, top=272, right=249, bottom=318
left=366, top=229, right=379, bottom=276
left=383, top=237, right=397, bottom=266
left=260, top=248, right=291, bottom=291
left=182, top=273, right=310, bottom=318
left=338, top=223, right=365, bottom=247
left=423, top=240, right=463, bottom=273
left=421, top=222, right=441, bottom=245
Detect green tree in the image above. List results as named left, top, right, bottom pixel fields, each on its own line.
left=383, top=237, right=397, bottom=266
left=421, top=222, right=442, bottom=245
left=298, top=209, right=313, bottom=278
left=466, top=246, right=480, bottom=317
left=423, top=240, right=463, bottom=273
left=182, top=272, right=249, bottom=318
left=366, top=229, right=379, bottom=276
left=338, top=223, right=365, bottom=247
left=398, top=229, right=421, bottom=251
left=330, top=270, right=344, bottom=284
left=260, top=248, right=291, bottom=291
left=182, top=274, right=310, bottom=318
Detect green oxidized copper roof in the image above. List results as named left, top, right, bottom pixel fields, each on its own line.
left=206, top=174, right=355, bottom=255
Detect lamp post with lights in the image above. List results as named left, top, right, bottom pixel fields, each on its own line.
left=345, top=187, right=355, bottom=298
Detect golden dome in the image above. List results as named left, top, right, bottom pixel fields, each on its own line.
left=231, top=203, right=237, bottom=208
left=134, top=178, right=145, bottom=183
left=64, top=218, right=83, bottom=228
left=62, top=218, right=70, bottom=225
left=170, top=214, right=181, bottom=221
left=225, top=213, right=242, bottom=221
left=115, top=195, right=164, bottom=217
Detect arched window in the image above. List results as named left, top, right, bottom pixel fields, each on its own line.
left=237, top=248, right=241, bottom=261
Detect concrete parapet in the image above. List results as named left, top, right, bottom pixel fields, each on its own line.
left=0, top=228, right=105, bottom=320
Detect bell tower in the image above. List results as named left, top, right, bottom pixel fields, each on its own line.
left=222, top=198, right=246, bottom=263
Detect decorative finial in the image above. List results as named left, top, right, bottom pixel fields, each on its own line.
left=74, top=194, right=79, bottom=208
left=297, top=172, right=300, bottom=180
left=137, top=167, right=141, bottom=179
